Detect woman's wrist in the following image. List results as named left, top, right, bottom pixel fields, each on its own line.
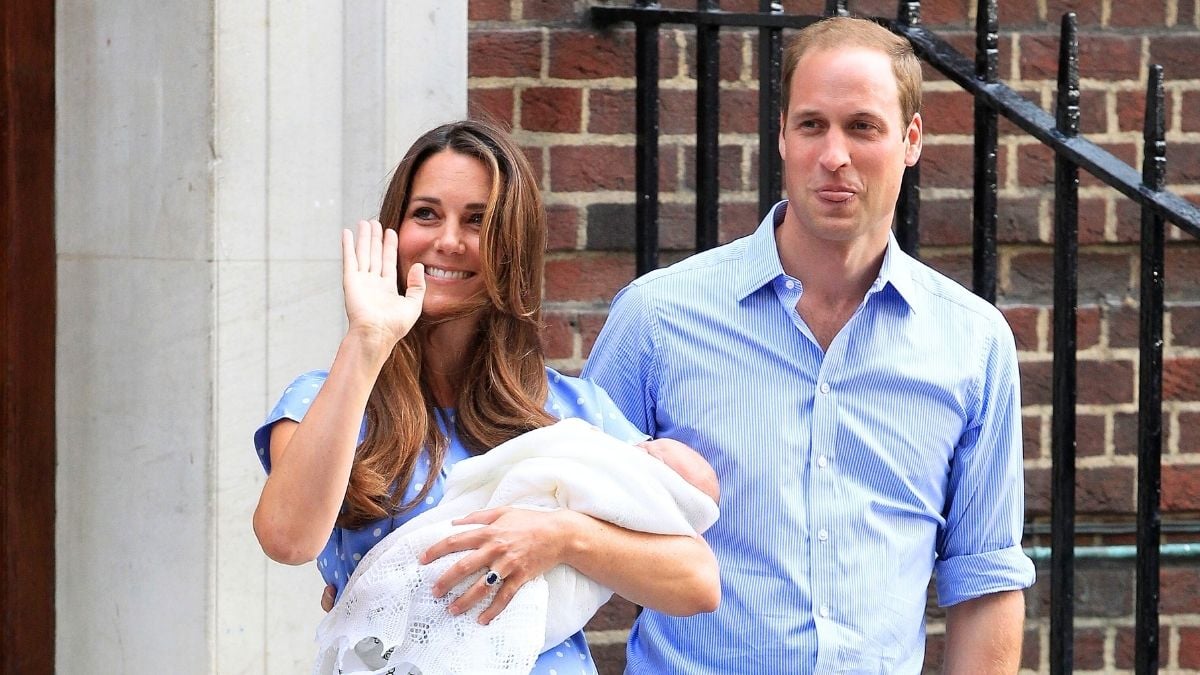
left=554, top=509, right=596, bottom=569
left=343, top=324, right=399, bottom=358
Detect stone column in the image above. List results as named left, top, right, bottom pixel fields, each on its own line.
left=55, top=2, right=465, bottom=672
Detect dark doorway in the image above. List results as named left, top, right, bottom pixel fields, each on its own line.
left=1, top=0, right=56, bottom=672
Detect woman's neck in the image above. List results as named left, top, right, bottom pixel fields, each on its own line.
left=421, top=313, right=481, bottom=408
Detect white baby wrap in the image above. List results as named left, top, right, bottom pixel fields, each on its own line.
left=313, top=418, right=720, bottom=675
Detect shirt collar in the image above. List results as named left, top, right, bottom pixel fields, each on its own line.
left=734, top=201, right=790, bottom=301
left=874, top=231, right=923, bottom=314
left=736, top=200, right=922, bottom=313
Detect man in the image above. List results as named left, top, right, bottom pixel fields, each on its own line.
left=583, top=16, right=1035, bottom=673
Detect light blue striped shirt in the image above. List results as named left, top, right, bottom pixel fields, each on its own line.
left=583, top=202, right=1035, bottom=673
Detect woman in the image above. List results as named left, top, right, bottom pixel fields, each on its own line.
left=251, top=119, right=719, bottom=674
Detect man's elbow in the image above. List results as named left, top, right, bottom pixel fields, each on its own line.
left=695, top=582, right=721, bottom=614
left=673, top=563, right=721, bottom=616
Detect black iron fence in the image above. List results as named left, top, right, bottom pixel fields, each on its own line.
left=590, top=1, right=1200, bottom=673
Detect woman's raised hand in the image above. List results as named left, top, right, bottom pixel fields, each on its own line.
left=341, top=219, right=426, bottom=348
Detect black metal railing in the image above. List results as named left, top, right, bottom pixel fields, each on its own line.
left=589, top=2, right=1200, bottom=674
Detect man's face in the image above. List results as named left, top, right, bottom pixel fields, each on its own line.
left=778, top=47, right=922, bottom=247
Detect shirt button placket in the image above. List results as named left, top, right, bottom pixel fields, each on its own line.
left=816, top=379, right=835, bottom=624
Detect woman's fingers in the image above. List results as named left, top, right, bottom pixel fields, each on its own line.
left=450, top=507, right=503, bottom=527
left=476, top=579, right=520, bottom=625
left=369, top=219, right=384, bottom=274
left=341, top=228, right=357, bottom=276
left=442, top=563, right=520, bottom=625
left=354, top=219, right=371, bottom=271
left=446, top=568, right=496, bottom=615
left=405, top=263, right=426, bottom=303
left=382, top=226, right=399, bottom=280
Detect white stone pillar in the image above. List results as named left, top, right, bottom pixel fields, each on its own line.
left=55, top=2, right=466, bottom=672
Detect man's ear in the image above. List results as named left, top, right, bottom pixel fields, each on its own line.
left=904, top=112, right=923, bottom=167
left=778, top=112, right=787, bottom=160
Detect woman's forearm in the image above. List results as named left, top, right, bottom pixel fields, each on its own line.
left=252, top=329, right=394, bottom=564
left=558, top=510, right=720, bottom=616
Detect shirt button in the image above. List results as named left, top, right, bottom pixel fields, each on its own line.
left=818, top=529, right=829, bottom=541
left=819, top=605, right=830, bottom=618
left=785, top=280, right=795, bottom=289
left=817, top=455, right=828, bottom=468
left=819, top=382, right=830, bottom=394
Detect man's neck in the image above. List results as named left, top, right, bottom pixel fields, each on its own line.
left=775, top=217, right=889, bottom=307
left=775, top=212, right=890, bottom=351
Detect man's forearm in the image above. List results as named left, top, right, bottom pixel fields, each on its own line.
left=942, top=589, right=1026, bottom=674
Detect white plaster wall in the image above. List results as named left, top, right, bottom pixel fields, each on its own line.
left=57, top=1, right=466, bottom=672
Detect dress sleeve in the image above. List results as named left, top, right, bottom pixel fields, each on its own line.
left=251, top=370, right=329, bottom=474
left=586, top=378, right=651, bottom=446
left=581, top=283, right=661, bottom=437
left=934, top=323, right=1036, bottom=606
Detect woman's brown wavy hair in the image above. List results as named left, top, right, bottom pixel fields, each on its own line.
left=339, top=119, right=556, bottom=529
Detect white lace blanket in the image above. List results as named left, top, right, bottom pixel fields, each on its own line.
left=313, top=418, right=720, bottom=675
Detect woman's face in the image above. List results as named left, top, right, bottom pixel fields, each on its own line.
left=398, top=149, right=491, bottom=319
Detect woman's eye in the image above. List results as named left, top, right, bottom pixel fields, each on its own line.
left=467, top=212, right=484, bottom=225
left=412, top=207, right=436, bottom=221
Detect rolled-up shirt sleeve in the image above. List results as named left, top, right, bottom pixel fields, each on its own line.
left=935, top=323, right=1036, bottom=607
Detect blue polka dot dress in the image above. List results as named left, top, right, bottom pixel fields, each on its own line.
left=254, top=367, right=648, bottom=674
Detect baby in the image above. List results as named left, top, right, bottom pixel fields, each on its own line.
left=314, top=418, right=720, bottom=675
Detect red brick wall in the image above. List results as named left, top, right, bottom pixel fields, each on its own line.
left=468, top=1, right=1200, bottom=672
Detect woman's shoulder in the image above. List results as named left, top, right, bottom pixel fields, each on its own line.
left=270, top=370, right=330, bottom=416
left=543, top=367, right=647, bottom=444
left=252, top=370, right=333, bottom=473
left=544, top=366, right=601, bottom=405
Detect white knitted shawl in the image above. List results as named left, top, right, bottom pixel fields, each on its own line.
left=313, top=417, right=720, bottom=675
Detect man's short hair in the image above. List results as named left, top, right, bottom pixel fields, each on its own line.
left=781, top=16, right=922, bottom=128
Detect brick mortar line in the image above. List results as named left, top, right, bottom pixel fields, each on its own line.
left=542, top=300, right=613, bottom=312
left=1019, top=401, right=1200, bottom=414
left=542, top=190, right=767, bottom=204
left=582, top=628, right=631, bottom=646
left=1023, top=452, right=1200, bottom=470
left=1027, top=617, right=1200, bottom=627
left=466, top=25, right=1200, bottom=35
left=1016, top=345, right=1200, bottom=358
left=470, top=76, right=1200, bottom=90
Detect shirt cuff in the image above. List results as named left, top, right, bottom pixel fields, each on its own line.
left=935, top=544, right=1036, bottom=607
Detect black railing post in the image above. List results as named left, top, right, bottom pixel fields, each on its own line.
left=1135, top=63, right=1166, bottom=675
left=1050, top=12, right=1080, bottom=675
left=825, top=0, right=849, bottom=17
left=897, top=0, right=921, bottom=26
left=757, top=0, right=783, bottom=219
left=633, top=0, right=662, bottom=275
left=894, top=2, right=922, bottom=257
left=972, top=0, right=999, bottom=302
left=896, top=165, right=921, bottom=257
left=696, top=0, right=721, bottom=250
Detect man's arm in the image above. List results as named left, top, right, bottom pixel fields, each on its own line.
left=942, top=589, right=1026, bottom=674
